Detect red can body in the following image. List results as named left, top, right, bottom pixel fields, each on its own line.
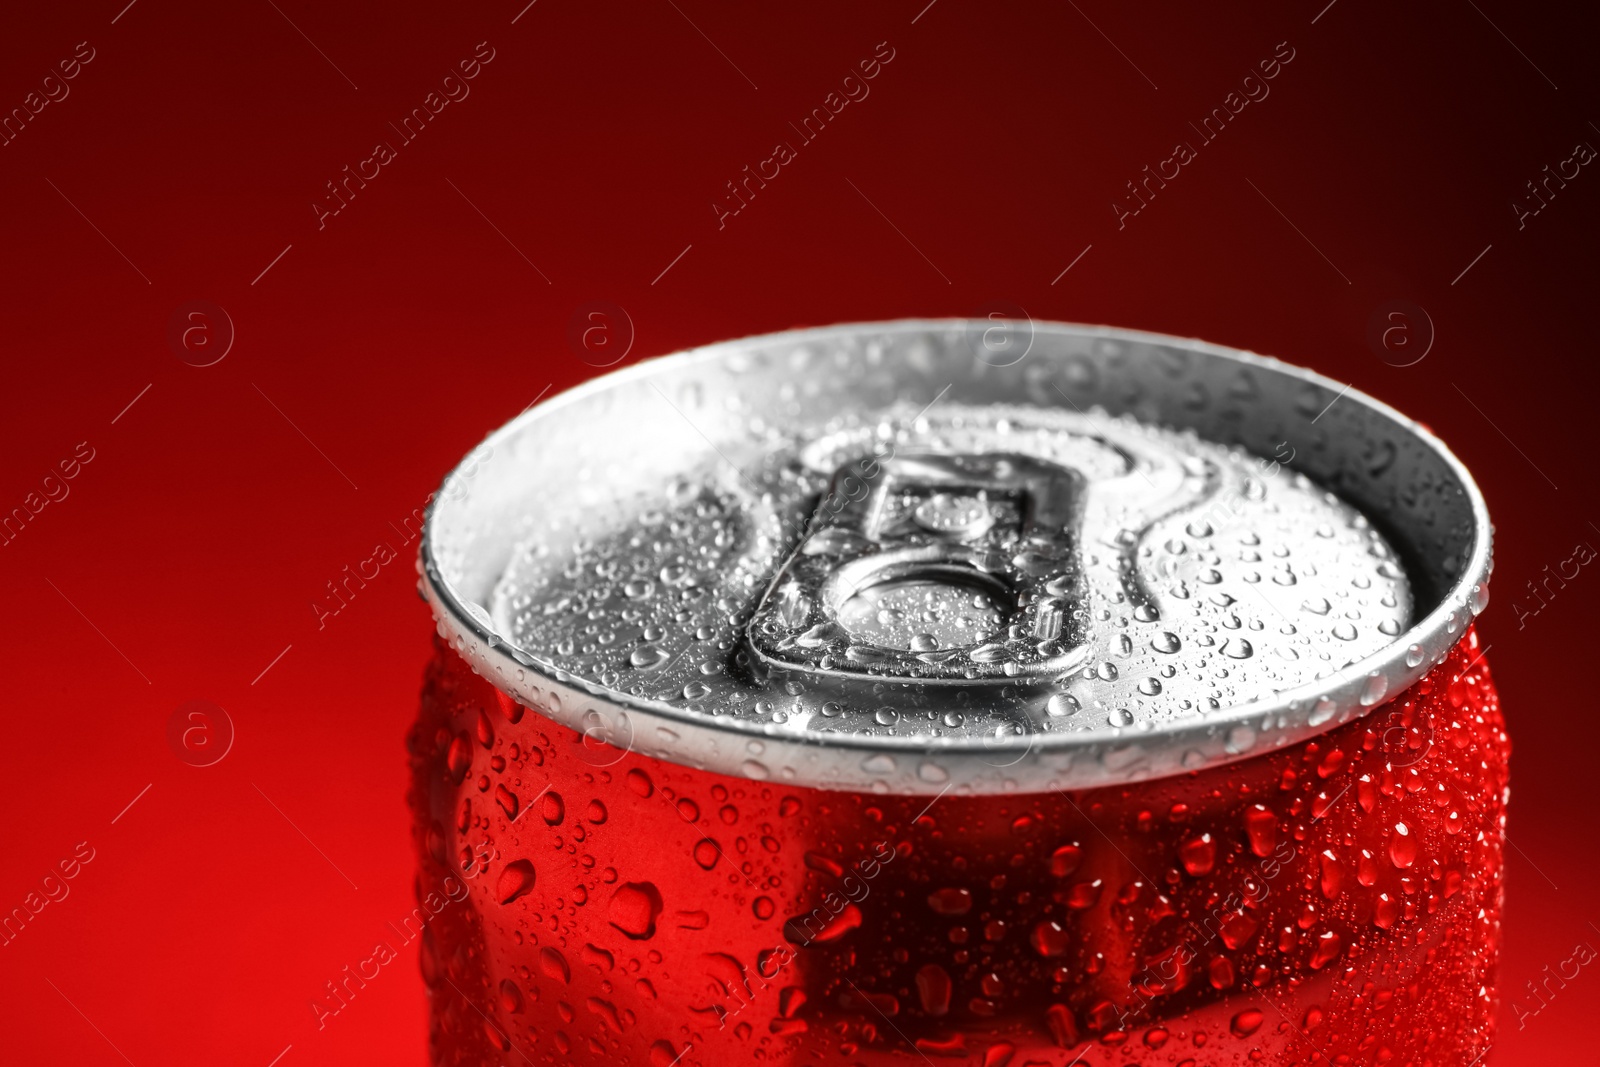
left=408, top=628, right=1506, bottom=1066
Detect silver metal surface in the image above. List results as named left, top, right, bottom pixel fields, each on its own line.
left=420, top=320, right=1491, bottom=794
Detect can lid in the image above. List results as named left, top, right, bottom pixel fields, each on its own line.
left=421, top=321, right=1491, bottom=794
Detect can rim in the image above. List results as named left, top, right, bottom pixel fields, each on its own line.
left=420, top=320, right=1492, bottom=793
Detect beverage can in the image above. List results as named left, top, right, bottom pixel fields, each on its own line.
left=410, top=321, right=1503, bottom=1064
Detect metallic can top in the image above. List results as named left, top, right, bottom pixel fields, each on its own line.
left=421, top=320, right=1491, bottom=794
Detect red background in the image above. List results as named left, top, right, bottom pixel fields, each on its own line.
left=2, top=1, right=1595, bottom=1063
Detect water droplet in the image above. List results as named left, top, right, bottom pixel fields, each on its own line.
left=497, top=860, right=537, bottom=904
left=1179, top=833, right=1215, bottom=876
left=495, top=784, right=520, bottom=819
left=1309, top=930, right=1343, bottom=969
left=1030, top=920, right=1069, bottom=957
left=928, top=887, right=973, bottom=915
left=1319, top=849, right=1345, bottom=899
left=498, top=979, right=524, bottom=1014
left=446, top=732, right=473, bottom=783
left=629, top=645, right=669, bottom=670
left=608, top=882, right=663, bottom=939
left=915, top=963, right=953, bottom=1016
left=784, top=903, right=862, bottom=944
left=1049, top=844, right=1083, bottom=878
left=539, top=946, right=570, bottom=982
left=1390, top=822, right=1416, bottom=868
left=1230, top=1008, right=1264, bottom=1037
left=1046, top=693, right=1079, bottom=717
left=1243, top=804, right=1276, bottom=858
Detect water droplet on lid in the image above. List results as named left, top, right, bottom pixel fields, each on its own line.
left=1404, top=644, right=1425, bottom=668
left=1225, top=723, right=1257, bottom=754
left=629, top=645, right=669, bottom=670
left=1223, top=638, right=1254, bottom=659
left=1360, top=672, right=1389, bottom=707
left=1046, top=693, right=1079, bottom=717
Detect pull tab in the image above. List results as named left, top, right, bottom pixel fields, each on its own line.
left=746, top=452, right=1093, bottom=694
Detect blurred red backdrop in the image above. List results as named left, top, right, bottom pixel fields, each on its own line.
left=1, top=1, right=1595, bottom=1063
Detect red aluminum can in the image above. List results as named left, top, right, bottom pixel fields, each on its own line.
left=410, top=322, right=1502, bottom=1066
